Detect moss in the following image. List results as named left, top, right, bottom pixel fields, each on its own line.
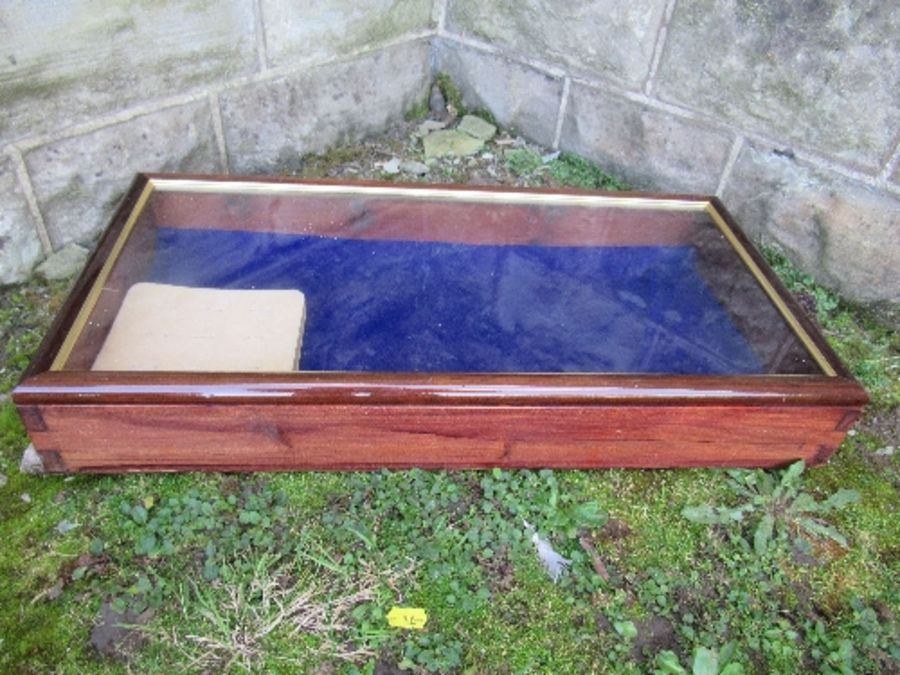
left=435, top=72, right=467, bottom=116
left=404, top=90, right=431, bottom=121
left=504, top=148, right=543, bottom=176
left=0, top=277, right=70, bottom=393
left=0, top=70, right=77, bottom=107
left=0, top=441, right=99, bottom=669
left=470, top=107, right=498, bottom=128
left=548, top=152, right=627, bottom=191
left=0, top=401, right=27, bottom=461
left=295, top=144, right=372, bottom=178
left=448, top=566, right=601, bottom=672
left=568, top=468, right=732, bottom=572
left=356, top=0, right=432, bottom=47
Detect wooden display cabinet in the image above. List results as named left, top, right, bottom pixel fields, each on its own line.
left=13, top=174, right=867, bottom=473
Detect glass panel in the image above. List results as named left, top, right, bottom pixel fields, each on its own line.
left=59, top=183, right=825, bottom=375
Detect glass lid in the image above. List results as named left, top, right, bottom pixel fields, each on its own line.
left=52, top=180, right=831, bottom=377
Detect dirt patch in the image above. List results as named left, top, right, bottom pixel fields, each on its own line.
left=477, top=544, right=516, bottom=593
left=90, top=601, right=154, bottom=659
left=373, top=658, right=406, bottom=675
left=631, top=616, right=678, bottom=662
left=601, top=518, right=633, bottom=541
left=857, top=407, right=899, bottom=446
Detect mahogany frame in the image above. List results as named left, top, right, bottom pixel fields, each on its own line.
left=13, top=174, right=868, bottom=473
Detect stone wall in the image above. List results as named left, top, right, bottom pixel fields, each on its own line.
left=434, top=0, right=900, bottom=306
left=0, top=1, right=433, bottom=283
left=2, top=0, right=898, bottom=308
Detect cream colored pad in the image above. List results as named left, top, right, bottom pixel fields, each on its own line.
left=92, top=283, right=306, bottom=372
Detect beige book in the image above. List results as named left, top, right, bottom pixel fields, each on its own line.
left=92, top=283, right=306, bottom=372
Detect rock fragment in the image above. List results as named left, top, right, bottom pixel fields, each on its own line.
left=458, top=114, right=497, bottom=141
left=36, top=243, right=89, bottom=280
left=423, top=129, right=484, bottom=159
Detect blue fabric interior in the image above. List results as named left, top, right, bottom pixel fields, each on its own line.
left=149, top=227, right=762, bottom=374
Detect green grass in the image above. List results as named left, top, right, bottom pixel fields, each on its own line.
left=0, top=277, right=68, bottom=391
left=0, top=159, right=897, bottom=673
left=762, top=246, right=900, bottom=410
left=505, top=149, right=628, bottom=191
left=546, top=152, right=627, bottom=191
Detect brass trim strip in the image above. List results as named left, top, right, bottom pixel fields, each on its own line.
left=704, top=203, right=836, bottom=377
left=50, top=182, right=156, bottom=370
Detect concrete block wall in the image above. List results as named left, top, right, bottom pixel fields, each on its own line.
left=434, top=0, right=900, bottom=306
left=2, top=0, right=897, bottom=309
left=0, top=1, right=434, bottom=283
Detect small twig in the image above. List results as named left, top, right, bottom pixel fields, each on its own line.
left=578, top=533, right=611, bottom=582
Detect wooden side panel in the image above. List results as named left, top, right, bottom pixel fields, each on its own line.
left=27, top=403, right=857, bottom=473
left=148, top=191, right=705, bottom=246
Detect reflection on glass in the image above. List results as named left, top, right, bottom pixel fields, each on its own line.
left=61, top=185, right=824, bottom=376
left=151, top=229, right=760, bottom=374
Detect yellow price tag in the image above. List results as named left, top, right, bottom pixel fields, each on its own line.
left=386, top=606, right=428, bottom=629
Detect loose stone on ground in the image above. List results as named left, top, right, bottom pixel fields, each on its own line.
left=56, top=520, right=79, bottom=534
left=378, top=157, right=401, bottom=174
left=423, top=129, right=485, bottom=159
left=399, top=159, right=429, bottom=175
left=19, top=444, right=45, bottom=475
left=416, top=119, right=447, bottom=137
left=457, top=114, right=497, bottom=141
left=36, top=243, right=89, bottom=280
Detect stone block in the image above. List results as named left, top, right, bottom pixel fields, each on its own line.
left=423, top=129, right=484, bottom=159
left=36, top=243, right=89, bottom=280
left=219, top=41, right=430, bottom=174
left=445, top=0, right=666, bottom=90
left=655, top=0, right=900, bottom=169
left=432, top=41, right=562, bottom=147
left=19, top=445, right=45, bottom=475
left=560, top=83, right=733, bottom=193
left=722, top=143, right=900, bottom=305
left=0, top=1, right=256, bottom=146
left=457, top=115, right=497, bottom=141
left=261, top=0, right=433, bottom=67
left=0, top=156, right=43, bottom=284
left=25, top=101, right=221, bottom=248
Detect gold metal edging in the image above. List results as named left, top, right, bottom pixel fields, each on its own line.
left=50, top=181, right=157, bottom=370
left=704, top=203, right=836, bottom=377
left=151, top=178, right=709, bottom=212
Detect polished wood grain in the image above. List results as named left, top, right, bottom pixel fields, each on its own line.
left=148, top=189, right=706, bottom=246
left=14, top=371, right=868, bottom=407
left=12, top=174, right=869, bottom=473
left=23, top=402, right=857, bottom=473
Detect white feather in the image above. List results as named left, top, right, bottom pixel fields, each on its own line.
left=523, top=519, right=570, bottom=582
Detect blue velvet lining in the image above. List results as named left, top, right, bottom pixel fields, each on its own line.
left=149, top=228, right=761, bottom=374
